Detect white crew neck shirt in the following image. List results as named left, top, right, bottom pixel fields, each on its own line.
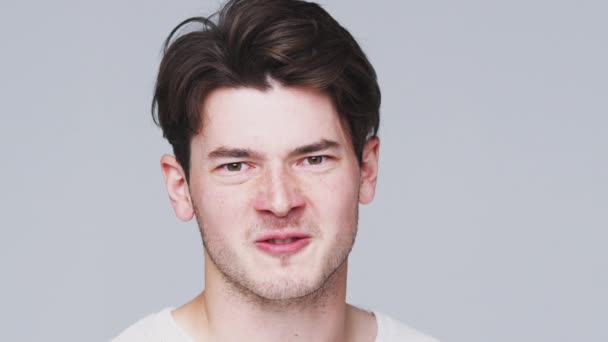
left=112, top=307, right=439, bottom=342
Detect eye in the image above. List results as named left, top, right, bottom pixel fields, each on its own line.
left=304, top=155, right=326, bottom=165
left=222, top=162, right=248, bottom=172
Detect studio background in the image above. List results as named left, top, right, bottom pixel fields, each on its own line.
left=0, top=0, right=606, bottom=341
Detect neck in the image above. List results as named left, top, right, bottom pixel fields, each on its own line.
left=177, top=253, right=352, bottom=342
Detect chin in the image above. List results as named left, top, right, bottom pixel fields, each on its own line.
left=249, top=275, right=322, bottom=300
left=246, top=261, right=346, bottom=304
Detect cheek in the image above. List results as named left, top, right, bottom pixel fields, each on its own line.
left=195, top=184, right=251, bottom=236
left=310, top=170, right=360, bottom=224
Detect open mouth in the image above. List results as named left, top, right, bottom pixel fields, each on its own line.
left=266, top=237, right=302, bottom=244
left=255, top=235, right=311, bottom=255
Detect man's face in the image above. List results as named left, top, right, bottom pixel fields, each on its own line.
left=184, top=82, right=376, bottom=301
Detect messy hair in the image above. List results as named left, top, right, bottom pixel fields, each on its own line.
left=152, top=0, right=381, bottom=181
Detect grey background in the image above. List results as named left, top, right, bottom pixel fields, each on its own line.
left=0, top=0, right=606, bottom=341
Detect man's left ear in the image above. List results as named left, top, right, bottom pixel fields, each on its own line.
left=359, top=137, right=380, bottom=204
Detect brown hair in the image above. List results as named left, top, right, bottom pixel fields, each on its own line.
left=152, top=0, right=380, bottom=181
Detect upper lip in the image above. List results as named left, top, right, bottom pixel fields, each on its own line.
left=255, top=232, right=312, bottom=242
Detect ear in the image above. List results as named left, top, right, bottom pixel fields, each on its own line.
left=160, top=154, right=194, bottom=221
left=358, top=137, right=380, bottom=204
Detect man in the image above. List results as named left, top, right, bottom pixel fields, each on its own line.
left=114, top=0, right=438, bottom=341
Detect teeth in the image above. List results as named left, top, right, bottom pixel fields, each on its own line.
left=270, top=238, right=296, bottom=244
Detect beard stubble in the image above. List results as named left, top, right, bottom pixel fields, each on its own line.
left=192, top=202, right=359, bottom=310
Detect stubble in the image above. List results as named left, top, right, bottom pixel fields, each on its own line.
left=192, top=202, right=359, bottom=311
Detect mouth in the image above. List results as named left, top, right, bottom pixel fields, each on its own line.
left=255, top=233, right=311, bottom=255
left=265, top=237, right=302, bottom=244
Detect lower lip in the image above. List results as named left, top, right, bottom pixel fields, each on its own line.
left=255, top=238, right=311, bottom=255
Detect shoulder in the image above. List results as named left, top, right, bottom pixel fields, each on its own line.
left=111, top=307, right=192, bottom=342
left=373, top=311, right=440, bottom=342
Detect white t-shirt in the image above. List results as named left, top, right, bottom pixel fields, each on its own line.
left=112, top=307, right=439, bottom=342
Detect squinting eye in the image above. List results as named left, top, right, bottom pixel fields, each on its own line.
left=224, top=162, right=244, bottom=172
left=305, top=156, right=325, bottom=165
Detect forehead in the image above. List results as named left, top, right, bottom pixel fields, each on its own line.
left=197, top=83, right=352, bottom=154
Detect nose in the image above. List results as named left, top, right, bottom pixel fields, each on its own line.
left=253, top=164, right=305, bottom=218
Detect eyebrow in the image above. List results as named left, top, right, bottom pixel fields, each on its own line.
left=207, top=139, right=341, bottom=160
left=288, top=139, right=340, bottom=157
left=207, top=147, right=263, bottom=160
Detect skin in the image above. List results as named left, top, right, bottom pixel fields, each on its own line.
left=160, top=81, right=380, bottom=342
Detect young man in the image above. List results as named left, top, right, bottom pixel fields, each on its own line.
left=114, top=0, right=438, bottom=341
